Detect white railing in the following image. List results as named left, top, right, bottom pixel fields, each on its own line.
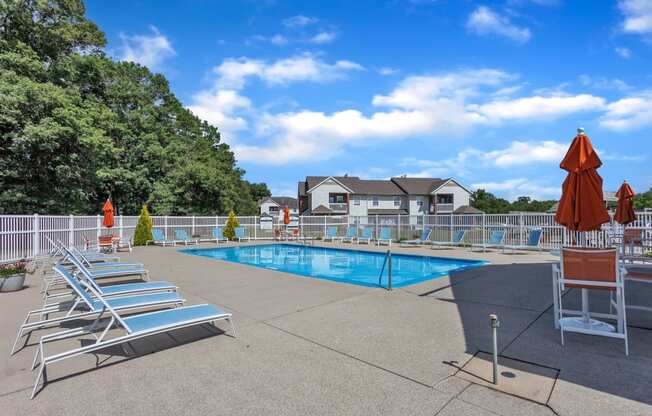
left=1, top=212, right=651, bottom=262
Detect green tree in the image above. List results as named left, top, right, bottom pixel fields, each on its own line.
left=132, top=205, right=153, bottom=246
left=633, top=188, right=652, bottom=210
left=0, top=0, right=270, bottom=215
left=471, top=189, right=511, bottom=213
left=223, top=210, right=240, bottom=240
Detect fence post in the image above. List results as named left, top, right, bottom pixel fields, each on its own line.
left=33, top=214, right=39, bottom=258
left=375, top=215, right=379, bottom=239
left=519, top=212, right=524, bottom=246
left=397, top=214, right=401, bottom=241
left=119, top=215, right=123, bottom=240
left=96, top=215, right=101, bottom=242
left=450, top=213, right=454, bottom=242
left=482, top=212, right=486, bottom=245
left=164, top=215, right=169, bottom=239
left=323, top=216, right=327, bottom=237
left=191, top=215, right=195, bottom=236
left=68, top=215, right=74, bottom=247
left=254, top=216, right=258, bottom=240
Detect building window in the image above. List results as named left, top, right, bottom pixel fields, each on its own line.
left=394, top=196, right=401, bottom=207
left=436, top=194, right=453, bottom=204
left=329, top=193, right=346, bottom=204
left=372, top=196, right=379, bottom=207
left=354, top=197, right=360, bottom=206
left=416, top=199, right=423, bottom=207
left=269, top=206, right=279, bottom=213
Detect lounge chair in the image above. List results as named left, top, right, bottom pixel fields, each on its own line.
left=503, top=228, right=542, bottom=254
left=147, top=228, right=175, bottom=246
left=48, top=237, right=119, bottom=263
left=174, top=229, right=199, bottom=245
left=234, top=226, right=250, bottom=242
left=30, top=280, right=234, bottom=399
left=555, top=247, right=628, bottom=355
left=341, top=227, right=357, bottom=243
left=356, top=227, right=373, bottom=244
left=70, top=246, right=143, bottom=269
left=11, top=265, right=183, bottom=355
left=211, top=227, right=228, bottom=244
left=323, top=226, right=339, bottom=242
left=401, top=228, right=432, bottom=247
left=376, top=227, right=393, bottom=246
left=431, top=230, right=467, bottom=249
left=471, top=230, right=505, bottom=252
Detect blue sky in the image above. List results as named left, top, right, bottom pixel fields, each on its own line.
left=87, top=0, right=652, bottom=200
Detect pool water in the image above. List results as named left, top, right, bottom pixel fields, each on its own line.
left=180, top=244, right=486, bottom=288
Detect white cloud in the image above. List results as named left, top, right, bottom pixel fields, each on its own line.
left=615, top=47, right=632, bottom=58
left=483, top=141, right=567, bottom=167
left=472, top=178, right=560, bottom=200
left=308, top=31, right=338, bottom=44
left=619, top=0, right=652, bottom=34
left=578, top=75, right=632, bottom=91
left=283, top=15, right=318, bottom=28
left=466, top=6, right=531, bottom=44
left=187, top=90, right=251, bottom=138
left=251, top=34, right=289, bottom=45
left=599, top=91, right=652, bottom=131
left=213, top=54, right=364, bottom=90
left=377, top=67, right=399, bottom=76
left=470, top=94, right=606, bottom=122
left=118, top=26, right=175, bottom=70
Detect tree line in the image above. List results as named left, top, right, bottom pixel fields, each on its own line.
left=0, top=0, right=270, bottom=216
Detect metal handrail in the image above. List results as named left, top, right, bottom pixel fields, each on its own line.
left=378, top=249, right=392, bottom=290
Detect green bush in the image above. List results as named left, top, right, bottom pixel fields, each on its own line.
left=223, top=210, right=240, bottom=240
left=133, top=205, right=153, bottom=246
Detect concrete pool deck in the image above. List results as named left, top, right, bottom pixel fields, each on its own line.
left=2, top=241, right=652, bottom=415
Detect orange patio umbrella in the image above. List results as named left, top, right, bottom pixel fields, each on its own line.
left=283, top=206, right=290, bottom=225
left=614, top=180, right=637, bottom=225
left=102, top=198, right=115, bottom=228
left=555, top=129, right=610, bottom=233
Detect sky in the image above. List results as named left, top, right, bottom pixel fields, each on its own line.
left=86, top=0, right=652, bottom=201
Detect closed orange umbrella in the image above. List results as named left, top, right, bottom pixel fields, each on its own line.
left=614, top=181, right=636, bottom=225
left=283, top=206, right=290, bottom=225
left=555, top=129, right=610, bottom=232
left=102, top=199, right=114, bottom=228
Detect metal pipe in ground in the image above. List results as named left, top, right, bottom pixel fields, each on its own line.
left=490, top=314, right=500, bottom=384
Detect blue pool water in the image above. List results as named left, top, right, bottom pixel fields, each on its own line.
left=180, top=244, right=486, bottom=288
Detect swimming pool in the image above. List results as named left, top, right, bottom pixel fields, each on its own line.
left=180, top=244, right=486, bottom=288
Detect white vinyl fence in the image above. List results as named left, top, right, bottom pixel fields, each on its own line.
left=1, top=212, right=651, bottom=262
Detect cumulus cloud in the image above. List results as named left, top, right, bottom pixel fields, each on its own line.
left=118, top=26, right=175, bottom=70
left=283, top=15, right=318, bottom=28
left=213, top=54, right=364, bottom=89
left=599, top=91, right=652, bottom=131
left=483, top=141, right=567, bottom=167
left=187, top=90, right=251, bottom=139
left=615, top=47, right=632, bottom=58
left=470, top=94, right=606, bottom=122
left=472, top=178, right=560, bottom=200
left=619, top=0, right=652, bottom=34
left=308, top=31, right=338, bottom=44
left=466, top=6, right=531, bottom=44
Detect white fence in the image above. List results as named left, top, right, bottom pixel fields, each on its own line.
left=1, top=212, right=651, bottom=262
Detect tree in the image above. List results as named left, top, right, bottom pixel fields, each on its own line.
left=132, top=205, right=153, bottom=246
left=0, top=0, right=270, bottom=215
left=223, top=210, right=240, bottom=240
left=633, top=188, right=652, bottom=210
left=471, top=189, right=511, bottom=213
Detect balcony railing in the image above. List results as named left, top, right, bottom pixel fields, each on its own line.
left=329, top=203, right=348, bottom=212
left=431, top=203, right=454, bottom=213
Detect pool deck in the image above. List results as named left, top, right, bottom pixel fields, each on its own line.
left=2, top=241, right=652, bottom=415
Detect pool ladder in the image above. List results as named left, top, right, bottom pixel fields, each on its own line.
left=379, top=249, right=392, bottom=290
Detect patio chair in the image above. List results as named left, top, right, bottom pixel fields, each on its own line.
left=555, top=247, right=628, bottom=355
left=211, top=227, right=228, bottom=244
left=471, top=230, right=505, bottom=252
left=30, top=280, right=234, bottom=399
left=341, top=227, right=357, bottom=243
left=431, top=230, right=467, bottom=249
left=356, top=227, right=373, bottom=244
left=376, top=227, right=393, bottom=246
left=502, top=228, right=543, bottom=254
left=147, top=228, right=175, bottom=246
left=11, top=265, right=183, bottom=356
left=323, top=226, right=339, bottom=242
left=234, top=226, right=250, bottom=242
left=174, top=229, right=199, bottom=245
left=400, top=227, right=432, bottom=247
left=48, top=237, right=119, bottom=263
left=70, top=246, right=143, bottom=270
left=98, top=235, right=114, bottom=253
left=620, top=228, right=650, bottom=263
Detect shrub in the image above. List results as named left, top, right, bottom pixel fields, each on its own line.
left=223, top=210, right=240, bottom=240
left=133, top=205, right=153, bottom=246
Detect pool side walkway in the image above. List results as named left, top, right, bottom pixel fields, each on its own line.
left=2, top=241, right=652, bottom=415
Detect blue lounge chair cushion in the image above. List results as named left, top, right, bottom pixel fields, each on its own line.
left=235, top=227, right=246, bottom=238
left=345, top=228, right=357, bottom=238
left=488, top=231, right=505, bottom=245
left=379, top=228, right=392, bottom=240
left=527, top=229, right=542, bottom=246
left=213, top=228, right=226, bottom=239
left=152, top=229, right=166, bottom=241
left=123, top=304, right=229, bottom=334
left=87, top=266, right=145, bottom=277
left=99, top=281, right=176, bottom=296
left=359, top=228, right=372, bottom=239
left=90, top=292, right=183, bottom=311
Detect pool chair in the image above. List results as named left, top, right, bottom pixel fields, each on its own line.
left=323, top=226, right=339, bottom=242
left=401, top=228, right=432, bottom=247
left=11, top=265, right=183, bottom=356
left=471, top=230, right=505, bottom=253
left=555, top=247, right=628, bottom=355
left=356, top=228, right=373, bottom=244
left=48, top=237, right=120, bottom=263
left=234, top=226, right=250, bottom=242
left=147, top=228, right=175, bottom=246
left=341, top=227, right=358, bottom=243
left=30, top=280, right=234, bottom=399
left=431, top=230, right=467, bottom=249
left=211, top=227, right=228, bottom=244
left=174, top=229, right=199, bottom=245
left=376, top=227, right=393, bottom=246
left=70, top=246, right=143, bottom=270
left=502, top=228, right=543, bottom=254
